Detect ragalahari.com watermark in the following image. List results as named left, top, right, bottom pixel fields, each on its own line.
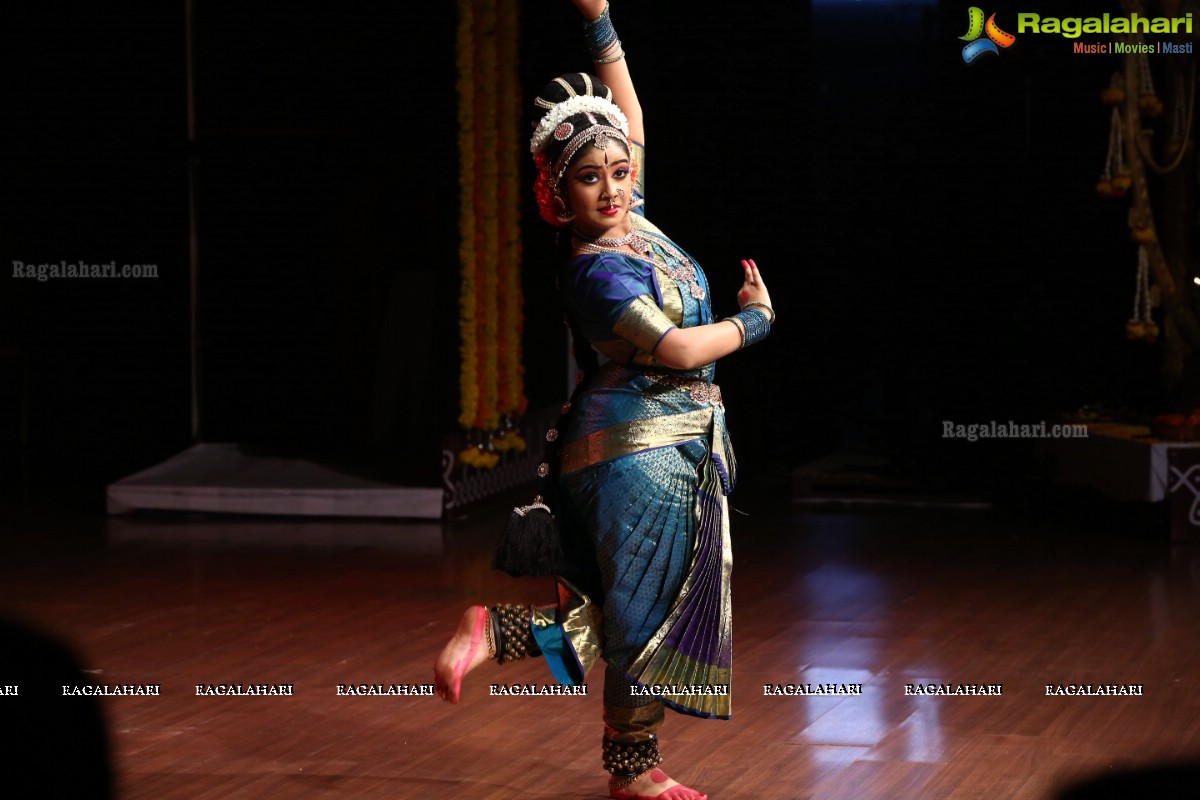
left=943, top=421, right=1088, bottom=442
left=12, top=260, right=159, bottom=281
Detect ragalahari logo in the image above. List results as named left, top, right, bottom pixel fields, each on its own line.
left=960, top=7, right=1016, bottom=63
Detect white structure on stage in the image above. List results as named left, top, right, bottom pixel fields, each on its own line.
left=106, top=443, right=444, bottom=519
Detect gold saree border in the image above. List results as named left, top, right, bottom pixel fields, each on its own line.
left=559, top=407, right=714, bottom=476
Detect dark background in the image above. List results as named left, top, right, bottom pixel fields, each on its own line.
left=0, top=1, right=1175, bottom=510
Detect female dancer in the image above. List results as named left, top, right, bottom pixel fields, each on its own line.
left=435, top=2, right=774, bottom=798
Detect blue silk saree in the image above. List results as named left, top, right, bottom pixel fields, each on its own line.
left=533, top=191, right=736, bottom=720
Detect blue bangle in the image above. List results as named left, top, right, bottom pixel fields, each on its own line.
left=583, top=2, right=620, bottom=59
left=727, top=307, right=771, bottom=348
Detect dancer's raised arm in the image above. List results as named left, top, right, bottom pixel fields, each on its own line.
left=570, top=0, right=644, bottom=145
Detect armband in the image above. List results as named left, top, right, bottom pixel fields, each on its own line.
left=583, top=1, right=621, bottom=61
left=724, top=307, right=772, bottom=349
left=613, top=295, right=676, bottom=354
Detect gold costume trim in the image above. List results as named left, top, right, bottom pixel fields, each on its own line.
left=530, top=578, right=604, bottom=682
left=631, top=211, right=663, bottom=237
left=604, top=703, right=665, bottom=742
left=613, top=295, right=675, bottom=354
left=630, top=141, right=646, bottom=198
left=558, top=578, right=603, bottom=679
left=655, top=265, right=684, bottom=328
left=596, top=288, right=683, bottom=369
left=560, top=407, right=714, bottom=476
left=626, top=217, right=684, bottom=325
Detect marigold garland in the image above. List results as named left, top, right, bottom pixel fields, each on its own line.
left=456, top=0, right=527, bottom=468
left=479, top=0, right=500, bottom=432
left=456, top=0, right=478, bottom=432
left=496, top=1, right=526, bottom=422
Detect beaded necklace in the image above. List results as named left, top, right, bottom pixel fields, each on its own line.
left=572, top=230, right=706, bottom=302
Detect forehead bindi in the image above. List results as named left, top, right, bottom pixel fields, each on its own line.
left=573, top=153, right=630, bottom=175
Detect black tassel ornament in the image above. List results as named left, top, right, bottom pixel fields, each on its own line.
left=491, top=500, right=565, bottom=577
left=491, top=403, right=575, bottom=578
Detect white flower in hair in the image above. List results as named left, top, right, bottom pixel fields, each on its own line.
left=530, top=94, right=629, bottom=154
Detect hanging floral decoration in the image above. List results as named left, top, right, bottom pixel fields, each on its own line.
left=1097, top=104, right=1131, bottom=199
left=1136, top=51, right=1164, bottom=118
left=1100, top=71, right=1126, bottom=108
left=1099, top=66, right=1153, bottom=341
left=1127, top=246, right=1160, bottom=343
left=456, top=0, right=527, bottom=468
left=1096, top=43, right=1173, bottom=344
left=1164, top=73, right=1190, bottom=157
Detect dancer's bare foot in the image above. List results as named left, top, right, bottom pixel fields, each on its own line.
left=609, top=768, right=708, bottom=800
left=433, top=605, right=491, bottom=704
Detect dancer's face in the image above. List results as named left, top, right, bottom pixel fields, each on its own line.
left=563, top=142, right=633, bottom=238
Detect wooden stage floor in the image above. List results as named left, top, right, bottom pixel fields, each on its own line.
left=2, top=491, right=1199, bottom=799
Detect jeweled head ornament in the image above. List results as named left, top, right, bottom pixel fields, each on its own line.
left=530, top=93, right=630, bottom=157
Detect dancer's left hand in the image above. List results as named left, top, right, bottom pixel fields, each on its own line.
left=737, top=259, right=773, bottom=313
